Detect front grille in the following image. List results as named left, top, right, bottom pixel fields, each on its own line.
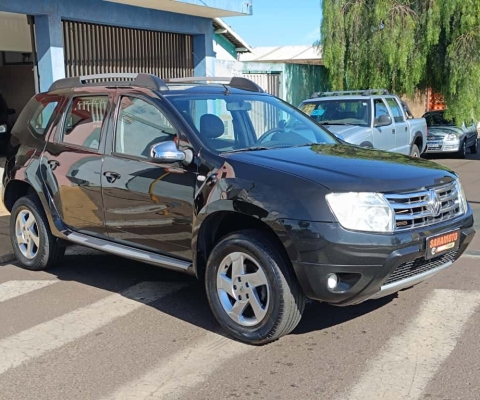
left=385, top=250, right=458, bottom=285
left=385, top=181, right=461, bottom=231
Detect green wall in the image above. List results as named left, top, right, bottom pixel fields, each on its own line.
left=284, top=64, right=330, bottom=106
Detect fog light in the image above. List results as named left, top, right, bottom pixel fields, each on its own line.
left=327, top=273, right=338, bottom=289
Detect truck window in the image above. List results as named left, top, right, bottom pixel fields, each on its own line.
left=385, top=98, right=405, bottom=123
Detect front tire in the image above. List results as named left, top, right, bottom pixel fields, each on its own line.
left=10, top=195, right=65, bottom=271
left=205, top=230, right=306, bottom=345
left=458, top=140, right=467, bottom=159
left=470, top=138, right=478, bottom=154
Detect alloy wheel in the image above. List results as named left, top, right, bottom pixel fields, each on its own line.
left=15, top=210, right=40, bottom=259
left=216, top=252, right=270, bottom=327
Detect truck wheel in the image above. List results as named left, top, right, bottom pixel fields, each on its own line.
left=457, top=140, right=467, bottom=159
left=10, top=195, right=65, bottom=271
left=470, top=138, right=478, bottom=154
left=205, top=230, right=306, bottom=345
left=409, top=144, right=420, bottom=157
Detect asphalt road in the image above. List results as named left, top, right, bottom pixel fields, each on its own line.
left=0, top=149, right=479, bottom=400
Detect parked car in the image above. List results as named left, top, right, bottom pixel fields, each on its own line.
left=2, top=74, right=475, bottom=344
left=0, top=91, right=15, bottom=147
left=298, top=89, right=427, bottom=157
left=423, top=110, right=478, bottom=157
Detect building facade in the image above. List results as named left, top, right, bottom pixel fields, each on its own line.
left=0, top=0, right=251, bottom=120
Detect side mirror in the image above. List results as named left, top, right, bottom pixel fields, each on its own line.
left=8, top=108, right=15, bottom=115
left=150, top=141, right=185, bottom=163
left=278, top=119, right=287, bottom=129
left=375, top=114, right=392, bottom=127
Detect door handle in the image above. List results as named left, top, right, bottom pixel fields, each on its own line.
left=392, top=129, right=396, bottom=134
left=48, top=160, right=60, bottom=170
left=103, top=171, right=121, bottom=184
left=405, top=126, right=408, bottom=131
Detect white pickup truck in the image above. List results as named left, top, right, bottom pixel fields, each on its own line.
left=298, top=89, right=428, bottom=157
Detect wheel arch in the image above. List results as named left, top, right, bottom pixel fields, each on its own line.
left=193, top=208, right=296, bottom=280
left=412, top=132, right=423, bottom=153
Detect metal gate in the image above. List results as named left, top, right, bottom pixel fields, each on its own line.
left=62, top=20, right=194, bottom=79
left=243, top=73, right=281, bottom=97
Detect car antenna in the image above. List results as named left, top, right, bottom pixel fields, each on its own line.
left=222, top=84, right=230, bottom=95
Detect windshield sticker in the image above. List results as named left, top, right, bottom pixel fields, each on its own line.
left=311, top=109, right=325, bottom=116
left=301, top=104, right=316, bottom=115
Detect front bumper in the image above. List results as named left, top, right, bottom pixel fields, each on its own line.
left=284, top=209, right=475, bottom=306
left=425, top=138, right=460, bottom=153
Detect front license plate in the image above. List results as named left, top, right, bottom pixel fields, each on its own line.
left=426, top=230, right=460, bottom=259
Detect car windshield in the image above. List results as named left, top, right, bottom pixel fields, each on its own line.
left=424, top=112, right=456, bottom=127
left=166, top=93, right=338, bottom=153
left=299, top=99, right=371, bottom=127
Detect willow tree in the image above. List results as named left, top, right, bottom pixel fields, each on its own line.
left=320, top=0, right=480, bottom=123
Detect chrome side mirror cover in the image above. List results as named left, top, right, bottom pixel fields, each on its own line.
left=150, top=141, right=186, bottom=163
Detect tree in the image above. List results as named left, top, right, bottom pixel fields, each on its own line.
left=319, top=0, right=480, bottom=123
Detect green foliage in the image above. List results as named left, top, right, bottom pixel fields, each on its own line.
left=320, top=0, right=480, bottom=123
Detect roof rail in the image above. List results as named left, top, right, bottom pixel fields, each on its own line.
left=311, top=88, right=390, bottom=98
left=48, top=73, right=169, bottom=92
left=166, top=76, right=265, bottom=93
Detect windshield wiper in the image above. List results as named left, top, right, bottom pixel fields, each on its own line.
left=318, top=121, right=353, bottom=126
left=225, top=146, right=272, bottom=154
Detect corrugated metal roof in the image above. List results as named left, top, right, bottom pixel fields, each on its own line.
left=240, top=45, right=323, bottom=65
left=212, top=18, right=254, bottom=54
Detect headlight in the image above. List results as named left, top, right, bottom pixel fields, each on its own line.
left=456, top=180, right=468, bottom=214
left=446, top=133, right=457, bottom=141
left=0, top=124, right=6, bottom=134
left=325, top=192, right=395, bottom=233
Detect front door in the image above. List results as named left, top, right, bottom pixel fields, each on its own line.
left=372, top=98, right=396, bottom=151
left=102, top=93, right=197, bottom=260
left=385, top=97, right=409, bottom=154
left=41, top=93, right=112, bottom=236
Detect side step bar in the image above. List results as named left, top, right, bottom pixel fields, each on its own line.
left=67, top=232, right=192, bottom=273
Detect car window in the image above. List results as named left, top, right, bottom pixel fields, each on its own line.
left=374, top=99, right=390, bottom=120
left=167, top=93, right=338, bottom=153
left=385, top=98, right=404, bottom=123
left=299, top=100, right=370, bottom=127
left=62, top=96, right=108, bottom=150
left=29, top=99, right=60, bottom=135
left=115, top=96, right=177, bottom=158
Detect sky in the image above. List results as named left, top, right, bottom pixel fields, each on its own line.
left=223, top=0, right=322, bottom=48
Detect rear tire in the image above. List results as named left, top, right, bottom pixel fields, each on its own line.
left=409, top=144, right=420, bottom=157
left=10, top=195, right=65, bottom=271
left=205, top=230, right=306, bottom=345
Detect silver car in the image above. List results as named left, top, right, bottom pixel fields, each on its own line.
left=423, top=110, right=478, bottom=158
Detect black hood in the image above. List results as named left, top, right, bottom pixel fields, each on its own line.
left=225, top=144, right=456, bottom=193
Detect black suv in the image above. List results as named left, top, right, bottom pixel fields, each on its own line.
left=2, top=73, right=475, bottom=344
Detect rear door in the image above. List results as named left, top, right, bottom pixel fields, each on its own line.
left=101, top=90, right=197, bottom=260
left=41, top=91, right=113, bottom=237
left=372, top=98, right=396, bottom=151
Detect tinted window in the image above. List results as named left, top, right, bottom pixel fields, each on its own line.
left=115, top=96, right=177, bottom=158
left=29, top=99, right=60, bottom=135
left=62, top=96, right=108, bottom=150
left=385, top=98, right=404, bottom=123
left=168, top=94, right=337, bottom=153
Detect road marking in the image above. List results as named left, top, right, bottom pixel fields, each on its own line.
left=101, top=333, right=250, bottom=400
left=0, top=280, right=57, bottom=303
left=339, top=289, right=480, bottom=400
left=0, top=281, right=187, bottom=376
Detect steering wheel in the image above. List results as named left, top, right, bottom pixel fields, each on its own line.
left=256, top=128, right=287, bottom=144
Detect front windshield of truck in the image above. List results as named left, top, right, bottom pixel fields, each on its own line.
left=299, top=99, right=371, bottom=127
left=166, top=93, right=338, bottom=153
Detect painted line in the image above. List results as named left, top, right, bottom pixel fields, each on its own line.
left=0, top=281, right=187, bottom=376
left=339, top=289, right=480, bottom=400
left=101, top=333, right=250, bottom=400
left=462, top=252, right=480, bottom=259
left=0, top=280, right=57, bottom=303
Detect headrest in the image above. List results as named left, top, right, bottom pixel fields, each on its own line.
left=200, top=114, right=225, bottom=139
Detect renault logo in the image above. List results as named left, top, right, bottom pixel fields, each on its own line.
left=428, top=189, right=442, bottom=217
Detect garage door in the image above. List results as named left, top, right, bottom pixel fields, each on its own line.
left=62, top=20, right=194, bottom=79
